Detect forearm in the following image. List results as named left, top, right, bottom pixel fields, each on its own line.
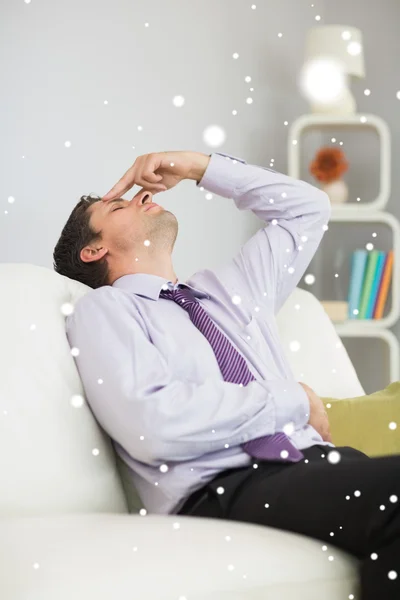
left=187, top=152, right=211, bottom=184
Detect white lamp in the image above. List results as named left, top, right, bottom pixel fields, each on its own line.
left=299, top=25, right=366, bottom=115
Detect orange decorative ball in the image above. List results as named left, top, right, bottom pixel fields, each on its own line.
left=309, top=147, right=349, bottom=184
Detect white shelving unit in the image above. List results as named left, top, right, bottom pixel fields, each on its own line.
left=288, top=113, right=400, bottom=384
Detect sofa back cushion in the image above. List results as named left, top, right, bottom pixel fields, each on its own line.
left=276, top=288, right=365, bottom=399
left=0, top=263, right=128, bottom=516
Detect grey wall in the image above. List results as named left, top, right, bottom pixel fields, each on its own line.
left=1, top=0, right=399, bottom=393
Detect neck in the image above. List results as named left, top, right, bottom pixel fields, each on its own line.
left=110, top=256, right=178, bottom=286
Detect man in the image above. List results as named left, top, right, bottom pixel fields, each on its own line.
left=56, top=151, right=400, bottom=599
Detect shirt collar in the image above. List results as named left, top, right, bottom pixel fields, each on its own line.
left=112, top=273, right=210, bottom=301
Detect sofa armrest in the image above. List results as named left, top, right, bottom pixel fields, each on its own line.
left=322, top=382, right=400, bottom=457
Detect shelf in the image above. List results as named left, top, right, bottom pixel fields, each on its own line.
left=288, top=113, right=391, bottom=211
left=334, top=328, right=400, bottom=387
left=330, top=212, right=399, bottom=328
left=298, top=214, right=400, bottom=328
left=288, top=111, right=398, bottom=393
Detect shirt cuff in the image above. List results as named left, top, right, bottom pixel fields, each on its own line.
left=196, top=152, right=246, bottom=197
left=260, top=380, right=310, bottom=431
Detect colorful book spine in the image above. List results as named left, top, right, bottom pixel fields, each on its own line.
left=358, top=251, right=381, bottom=319
left=374, top=250, right=394, bottom=319
left=366, top=251, right=386, bottom=319
left=347, top=250, right=368, bottom=319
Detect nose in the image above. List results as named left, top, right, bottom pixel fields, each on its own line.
left=138, top=190, right=153, bottom=206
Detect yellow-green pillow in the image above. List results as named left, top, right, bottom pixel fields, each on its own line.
left=321, top=381, right=400, bottom=458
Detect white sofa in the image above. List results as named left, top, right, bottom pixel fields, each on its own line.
left=0, top=263, right=366, bottom=600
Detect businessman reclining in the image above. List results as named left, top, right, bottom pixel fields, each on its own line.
left=54, top=151, right=400, bottom=599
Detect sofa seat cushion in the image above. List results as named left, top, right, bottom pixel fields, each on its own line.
left=0, top=514, right=360, bottom=600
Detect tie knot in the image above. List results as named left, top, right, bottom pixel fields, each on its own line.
left=159, top=286, right=197, bottom=308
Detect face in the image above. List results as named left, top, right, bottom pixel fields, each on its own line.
left=80, top=188, right=178, bottom=268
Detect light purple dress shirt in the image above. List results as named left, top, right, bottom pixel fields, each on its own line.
left=65, top=152, right=334, bottom=515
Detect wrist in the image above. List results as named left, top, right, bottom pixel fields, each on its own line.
left=188, top=153, right=211, bottom=183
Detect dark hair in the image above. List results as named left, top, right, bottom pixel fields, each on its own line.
left=53, top=194, right=110, bottom=289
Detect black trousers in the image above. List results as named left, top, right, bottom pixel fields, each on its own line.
left=178, top=444, right=400, bottom=600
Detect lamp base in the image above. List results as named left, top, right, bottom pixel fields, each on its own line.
left=310, top=87, right=357, bottom=115
left=321, top=179, right=349, bottom=204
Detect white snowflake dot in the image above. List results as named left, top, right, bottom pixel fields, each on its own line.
left=283, top=422, right=295, bottom=435
left=304, top=274, right=316, bottom=285
left=327, top=451, right=341, bottom=464
left=70, top=394, right=84, bottom=408
left=172, top=95, right=185, bottom=107
left=61, top=302, right=74, bottom=316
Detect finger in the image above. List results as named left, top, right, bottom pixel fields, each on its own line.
left=151, top=185, right=167, bottom=195
left=102, top=178, right=134, bottom=202
left=140, top=154, right=163, bottom=186
left=101, top=162, right=140, bottom=201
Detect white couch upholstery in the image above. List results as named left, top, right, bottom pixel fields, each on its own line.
left=0, top=263, right=365, bottom=599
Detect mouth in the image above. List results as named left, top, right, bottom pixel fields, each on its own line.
left=144, top=203, right=160, bottom=212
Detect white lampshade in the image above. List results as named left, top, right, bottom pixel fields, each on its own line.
left=305, top=25, right=365, bottom=78
left=301, top=25, right=366, bottom=114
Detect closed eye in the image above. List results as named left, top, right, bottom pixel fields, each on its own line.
left=113, top=206, right=124, bottom=211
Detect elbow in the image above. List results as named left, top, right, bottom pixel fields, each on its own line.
left=318, top=189, right=331, bottom=211
left=314, top=189, right=331, bottom=221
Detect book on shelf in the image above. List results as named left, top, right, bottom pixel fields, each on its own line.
left=347, top=249, right=394, bottom=320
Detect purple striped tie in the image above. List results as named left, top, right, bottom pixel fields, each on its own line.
left=160, top=286, right=304, bottom=462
